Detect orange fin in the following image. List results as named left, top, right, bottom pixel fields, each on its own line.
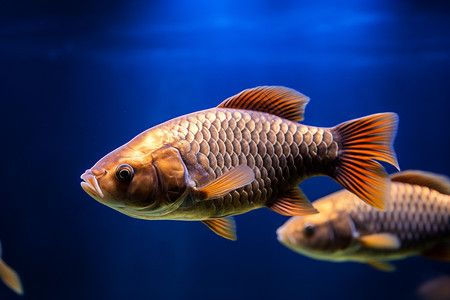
left=195, top=165, right=254, bottom=200
left=202, top=217, right=237, bottom=241
left=268, top=187, right=319, bottom=216
left=218, top=86, right=309, bottom=121
left=359, top=233, right=401, bottom=250
left=422, top=244, right=450, bottom=261
left=0, top=258, right=24, bottom=295
left=366, top=260, right=396, bottom=272
left=332, top=113, right=399, bottom=210
left=390, top=170, right=450, bottom=195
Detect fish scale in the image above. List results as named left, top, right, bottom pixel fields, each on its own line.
left=161, top=108, right=335, bottom=218
left=329, top=181, right=449, bottom=256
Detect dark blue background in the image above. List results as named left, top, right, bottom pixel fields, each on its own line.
left=1, top=1, right=449, bottom=299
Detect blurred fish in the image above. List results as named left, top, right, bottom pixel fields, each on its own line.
left=277, top=170, right=450, bottom=271
left=81, top=86, right=399, bottom=240
left=0, top=241, right=23, bottom=295
left=417, top=275, right=450, bottom=300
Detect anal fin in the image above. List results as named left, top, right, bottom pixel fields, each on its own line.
left=268, top=187, right=318, bottom=216
left=366, top=260, right=396, bottom=272
left=202, top=217, right=237, bottom=241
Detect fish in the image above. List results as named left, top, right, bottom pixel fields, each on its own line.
left=277, top=170, right=450, bottom=271
left=80, top=86, right=399, bottom=240
left=0, top=241, right=23, bottom=295
left=417, top=275, right=450, bottom=300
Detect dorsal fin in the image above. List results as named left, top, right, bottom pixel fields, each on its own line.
left=218, top=86, right=309, bottom=121
left=390, top=170, right=450, bottom=195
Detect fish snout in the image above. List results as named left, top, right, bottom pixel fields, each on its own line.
left=277, top=224, right=302, bottom=246
left=276, top=225, right=288, bottom=243
left=80, top=169, right=104, bottom=198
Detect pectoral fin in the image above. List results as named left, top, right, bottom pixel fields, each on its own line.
left=0, top=258, right=23, bottom=295
left=202, top=217, right=237, bottom=241
left=195, top=165, right=254, bottom=200
left=366, top=260, right=396, bottom=272
left=268, top=187, right=318, bottom=216
left=359, top=233, right=401, bottom=250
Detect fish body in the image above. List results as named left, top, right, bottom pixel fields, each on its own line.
left=277, top=170, right=450, bottom=271
left=81, top=86, right=399, bottom=240
left=107, top=108, right=338, bottom=220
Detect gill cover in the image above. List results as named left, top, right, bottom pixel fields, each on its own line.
left=151, top=146, right=188, bottom=204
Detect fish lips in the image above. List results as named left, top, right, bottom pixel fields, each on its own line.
left=276, top=222, right=306, bottom=248
left=276, top=225, right=293, bottom=245
left=80, top=170, right=104, bottom=199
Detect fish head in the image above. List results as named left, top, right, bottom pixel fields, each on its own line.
left=276, top=198, right=354, bottom=261
left=81, top=140, right=189, bottom=217
left=80, top=144, right=160, bottom=210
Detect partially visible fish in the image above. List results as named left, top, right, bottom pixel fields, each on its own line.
left=0, top=241, right=23, bottom=295
left=277, top=170, right=450, bottom=271
left=417, top=275, right=450, bottom=300
left=81, top=86, right=399, bottom=240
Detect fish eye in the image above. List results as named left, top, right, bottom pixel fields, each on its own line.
left=115, top=164, right=134, bottom=182
left=304, top=223, right=315, bottom=237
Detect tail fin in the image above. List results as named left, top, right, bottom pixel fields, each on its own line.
left=332, top=113, right=399, bottom=210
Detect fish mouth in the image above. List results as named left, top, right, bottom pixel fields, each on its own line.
left=276, top=226, right=287, bottom=243
left=276, top=225, right=298, bottom=246
left=80, top=170, right=104, bottom=198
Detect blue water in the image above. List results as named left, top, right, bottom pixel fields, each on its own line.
left=1, top=1, right=449, bottom=299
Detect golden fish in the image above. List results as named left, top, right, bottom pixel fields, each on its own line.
left=0, top=241, right=23, bottom=295
left=277, top=170, right=450, bottom=271
left=81, top=86, right=399, bottom=240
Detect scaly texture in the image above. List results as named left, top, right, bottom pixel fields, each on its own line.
left=325, top=183, right=450, bottom=257
left=156, top=108, right=337, bottom=219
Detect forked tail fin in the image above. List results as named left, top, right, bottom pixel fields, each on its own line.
left=332, top=113, right=399, bottom=210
